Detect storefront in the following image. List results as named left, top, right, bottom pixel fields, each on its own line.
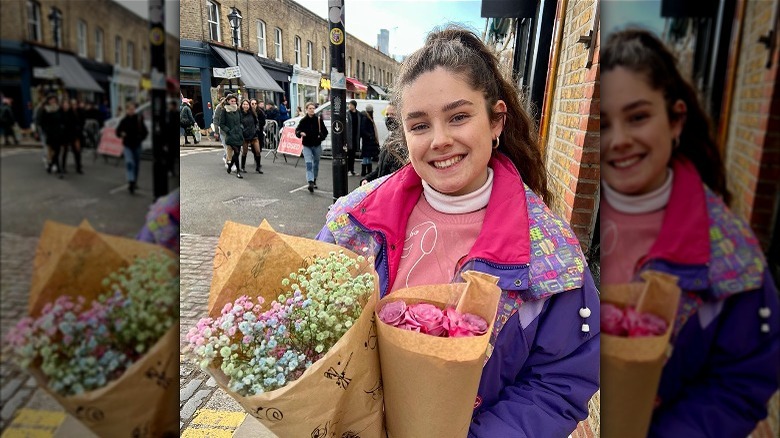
left=32, top=46, right=104, bottom=105
left=257, top=56, right=292, bottom=105
left=180, top=40, right=215, bottom=126
left=291, top=66, right=321, bottom=112
left=110, top=65, right=141, bottom=117
left=346, top=77, right=367, bottom=100
left=0, top=40, right=33, bottom=128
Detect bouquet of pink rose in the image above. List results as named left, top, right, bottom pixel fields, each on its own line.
left=600, top=271, right=681, bottom=438
left=377, top=301, right=488, bottom=337
left=375, top=271, right=502, bottom=438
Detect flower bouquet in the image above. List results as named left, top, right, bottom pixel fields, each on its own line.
left=375, top=271, right=502, bottom=438
left=189, top=220, right=383, bottom=437
left=600, top=270, right=681, bottom=438
left=6, top=220, right=179, bottom=437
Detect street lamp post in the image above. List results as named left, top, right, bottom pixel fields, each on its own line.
left=228, top=7, right=242, bottom=93
left=48, top=7, right=62, bottom=92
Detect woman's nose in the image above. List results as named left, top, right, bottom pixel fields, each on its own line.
left=430, top=124, right=453, bottom=150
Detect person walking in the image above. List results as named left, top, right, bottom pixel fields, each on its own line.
left=180, top=99, right=198, bottom=145
left=38, top=94, right=66, bottom=178
left=278, top=98, right=290, bottom=123
left=115, top=101, right=148, bottom=194
left=61, top=98, right=84, bottom=174
left=250, top=98, right=266, bottom=173
left=212, top=96, right=229, bottom=167
left=295, top=101, right=328, bottom=192
left=345, top=99, right=361, bottom=176
left=219, top=94, right=244, bottom=179
left=361, top=104, right=406, bottom=184
left=0, top=97, right=19, bottom=145
left=359, top=104, right=380, bottom=176
left=238, top=99, right=260, bottom=174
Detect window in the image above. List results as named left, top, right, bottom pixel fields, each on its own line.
left=127, top=41, right=134, bottom=69
left=206, top=1, right=221, bottom=42
left=52, top=8, right=62, bottom=48
left=362, top=62, right=365, bottom=80
left=274, top=28, right=282, bottom=61
left=115, top=36, right=122, bottom=65
left=348, top=56, right=352, bottom=77
left=373, top=66, right=377, bottom=83
left=306, top=41, right=312, bottom=68
left=95, top=27, right=104, bottom=61
left=256, top=20, right=266, bottom=57
left=76, top=20, right=87, bottom=57
left=27, top=1, right=41, bottom=41
left=294, top=36, right=301, bottom=65
left=321, top=46, right=326, bottom=72
left=233, top=8, right=242, bottom=47
left=142, top=46, right=147, bottom=73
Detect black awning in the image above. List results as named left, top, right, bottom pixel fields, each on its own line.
left=481, top=0, right=537, bottom=18
left=211, top=45, right=284, bottom=93
left=368, top=84, right=387, bottom=96
left=33, top=47, right=103, bottom=92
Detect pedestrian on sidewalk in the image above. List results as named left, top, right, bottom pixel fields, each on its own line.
left=361, top=104, right=406, bottom=185
left=249, top=98, right=265, bottom=173
left=60, top=98, right=84, bottom=174
left=219, top=94, right=244, bottom=179
left=295, top=101, right=328, bottom=192
left=38, top=94, right=66, bottom=178
left=116, top=101, right=148, bottom=194
left=180, top=98, right=198, bottom=145
left=358, top=104, right=380, bottom=176
left=345, top=99, right=361, bottom=176
left=317, top=26, right=598, bottom=437
left=0, top=97, right=19, bottom=145
left=601, top=28, right=779, bottom=436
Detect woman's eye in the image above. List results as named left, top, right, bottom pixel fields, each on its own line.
left=451, top=113, right=470, bottom=123
left=628, top=113, right=648, bottom=123
left=409, top=123, right=428, bottom=132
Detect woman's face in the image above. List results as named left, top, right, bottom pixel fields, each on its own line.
left=228, top=98, right=237, bottom=106
left=241, top=101, right=250, bottom=111
left=306, top=105, right=315, bottom=116
left=401, top=67, right=504, bottom=196
left=600, top=66, right=685, bottom=196
left=250, top=100, right=257, bottom=109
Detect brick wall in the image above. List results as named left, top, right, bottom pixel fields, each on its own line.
left=2, top=0, right=178, bottom=76
left=180, top=0, right=398, bottom=86
left=725, top=0, right=780, bottom=249
left=544, top=0, right=600, bottom=253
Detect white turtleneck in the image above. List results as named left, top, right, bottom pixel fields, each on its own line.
left=421, top=168, right=494, bottom=214
left=602, top=168, right=674, bottom=214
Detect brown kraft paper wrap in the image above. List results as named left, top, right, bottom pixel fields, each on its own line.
left=25, top=220, right=179, bottom=437
left=375, top=271, right=502, bottom=438
left=600, top=270, right=681, bottom=438
left=204, top=220, right=385, bottom=437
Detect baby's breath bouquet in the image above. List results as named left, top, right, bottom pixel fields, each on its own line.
left=4, top=220, right=180, bottom=437
left=187, top=251, right=373, bottom=395
left=194, top=221, right=384, bottom=437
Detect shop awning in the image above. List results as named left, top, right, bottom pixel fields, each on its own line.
left=33, top=47, right=103, bottom=92
left=211, top=45, right=283, bottom=93
left=369, top=84, right=387, bottom=96
left=346, top=77, right=367, bottom=92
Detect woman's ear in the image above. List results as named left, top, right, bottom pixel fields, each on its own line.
left=670, top=99, right=687, bottom=139
left=492, top=100, right=507, bottom=137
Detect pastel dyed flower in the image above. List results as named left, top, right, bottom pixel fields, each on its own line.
left=377, top=300, right=407, bottom=326
left=406, top=303, right=445, bottom=336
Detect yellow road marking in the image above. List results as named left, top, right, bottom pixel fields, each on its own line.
left=1, top=409, right=66, bottom=438
left=191, top=410, right=246, bottom=428
left=180, top=428, right=235, bottom=438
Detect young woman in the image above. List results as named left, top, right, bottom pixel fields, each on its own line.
left=219, top=94, right=244, bottom=179
left=601, top=29, right=779, bottom=436
left=317, top=27, right=599, bottom=436
left=39, top=94, right=65, bottom=179
left=250, top=98, right=266, bottom=173
left=295, top=102, right=328, bottom=193
left=60, top=98, right=84, bottom=174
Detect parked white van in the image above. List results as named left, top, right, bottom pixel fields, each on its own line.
left=283, top=99, right=390, bottom=156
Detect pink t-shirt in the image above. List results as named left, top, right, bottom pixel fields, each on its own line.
left=600, top=198, right=665, bottom=284
left=391, top=194, right=486, bottom=292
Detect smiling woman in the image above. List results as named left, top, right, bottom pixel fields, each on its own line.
left=316, top=25, right=599, bottom=437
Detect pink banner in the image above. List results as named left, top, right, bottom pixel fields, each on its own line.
left=277, top=126, right=304, bottom=157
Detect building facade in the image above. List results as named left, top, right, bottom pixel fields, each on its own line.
left=179, top=0, right=399, bottom=127
left=0, top=0, right=179, bottom=127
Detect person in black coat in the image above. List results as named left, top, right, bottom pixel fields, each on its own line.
left=219, top=94, right=244, bottom=178
left=38, top=94, right=66, bottom=178
left=295, top=102, right=328, bottom=192
left=359, top=104, right=380, bottom=176
left=60, top=99, right=84, bottom=174
left=345, top=100, right=361, bottom=176
left=361, top=104, right=406, bottom=185
left=115, top=101, right=149, bottom=193
left=250, top=98, right=266, bottom=173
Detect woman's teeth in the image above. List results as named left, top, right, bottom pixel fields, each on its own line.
left=613, top=156, right=641, bottom=168
left=433, top=155, right=463, bottom=169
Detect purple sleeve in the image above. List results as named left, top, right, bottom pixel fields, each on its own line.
left=315, top=225, right=336, bottom=244
left=649, top=271, right=780, bottom=437
left=469, top=273, right=600, bottom=437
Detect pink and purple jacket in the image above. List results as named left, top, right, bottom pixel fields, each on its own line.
left=627, top=158, right=780, bottom=437
left=316, top=153, right=600, bottom=437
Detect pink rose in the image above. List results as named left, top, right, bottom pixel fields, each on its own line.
left=405, top=303, right=446, bottom=336
left=378, top=300, right=407, bottom=326
left=601, top=303, right=626, bottom=336
left=629, top=310, right=668, bottom=337
left=443, top=307, right=488, bottom=337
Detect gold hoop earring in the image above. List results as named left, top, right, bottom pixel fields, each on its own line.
left=672, top=137, right=680, bottom=149
left=492, top=136, right=500, bottom=150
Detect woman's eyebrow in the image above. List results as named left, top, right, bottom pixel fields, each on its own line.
left=405, top=99, right=474, bottom=120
